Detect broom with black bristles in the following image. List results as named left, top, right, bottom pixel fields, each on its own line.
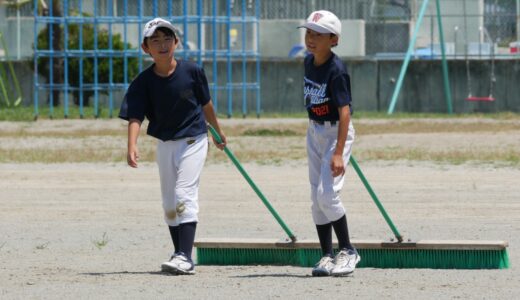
left=196, top=125, right=509, bottom=269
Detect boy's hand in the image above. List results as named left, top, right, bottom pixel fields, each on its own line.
left=127, top=145, right=139, bottom=168
left=212, top=132, right=226, bottom=150
left=330, top=154, right=344, bottom=177
left=127, top=119, right=141, bottom=168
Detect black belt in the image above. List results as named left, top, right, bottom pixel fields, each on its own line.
left=311, top=120, right=337, bottom=126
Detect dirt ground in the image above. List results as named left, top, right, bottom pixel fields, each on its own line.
left=1, top=118, right=519, bottom=299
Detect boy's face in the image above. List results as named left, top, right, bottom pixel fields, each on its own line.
left=304, top=29, right=338, bottom=55
left=141, top=29, right=178, bottom=61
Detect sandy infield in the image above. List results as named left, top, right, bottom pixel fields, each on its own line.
left=0, top=118, right=519, bottom=299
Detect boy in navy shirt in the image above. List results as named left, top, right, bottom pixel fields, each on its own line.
left=299, top=10, right=360, bottom=276
left=119, top=17, right=226, bottom=275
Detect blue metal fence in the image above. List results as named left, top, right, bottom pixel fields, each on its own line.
left=32, top=0, right=261, bottom=118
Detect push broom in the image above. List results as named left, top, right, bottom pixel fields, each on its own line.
left=196, top=125, right=510, bottom=269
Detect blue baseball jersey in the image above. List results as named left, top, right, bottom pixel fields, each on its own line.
left=119, top=60, right=211, bottom=141
left=303, top=53, right=353, bottom=121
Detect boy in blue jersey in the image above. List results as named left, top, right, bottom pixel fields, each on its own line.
left=299, top=10, right=360, bottom=276
left=119, top=17, right=226, bottom=275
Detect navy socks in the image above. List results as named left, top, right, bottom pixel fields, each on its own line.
left=316, top=214, right=353, bottom=256
left=169, top=222, right=197, bottom=261
left=316, top=223, right=333, bottom=257
left=168, top=225, right=180, bottom=253
left=331, top=214, right=353, bottom=251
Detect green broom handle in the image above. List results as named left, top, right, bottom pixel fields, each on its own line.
left=207, top=124, right=297, bottom=242
left=349, top=155, right=403, bottom=242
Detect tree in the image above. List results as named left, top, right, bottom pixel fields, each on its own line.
left=35, top=12, right=139, bottom=106
left=38, top=0, right=63, bottom=106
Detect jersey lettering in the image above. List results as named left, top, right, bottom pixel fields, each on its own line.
left=303, top=53, right=352, bottom=121
left=304, top=77, right=328, bottom=105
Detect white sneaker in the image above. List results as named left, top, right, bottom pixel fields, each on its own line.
left=161, top=253, right=195, bottom=275
left=312, top=255, right=335, bottom=277
left=331, top=249, right=361, bottom=276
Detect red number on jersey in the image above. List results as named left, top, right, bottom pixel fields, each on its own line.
left=311, top=105, right=329, bottom=116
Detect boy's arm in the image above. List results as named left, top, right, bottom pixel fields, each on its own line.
left=127, top=118, right=142, bottom=168
left=202, top=101, right=226, bottom=150
left=331, top=105, right=351, bottom=177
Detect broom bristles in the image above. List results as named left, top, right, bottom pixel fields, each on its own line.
left=196, top=247, right=509, bottom=269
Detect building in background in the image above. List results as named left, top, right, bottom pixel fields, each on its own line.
left=1, top=0, right=519, bottom=60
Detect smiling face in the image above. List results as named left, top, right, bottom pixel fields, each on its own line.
left=304, top=29, right=338, bottom=55
left=141, top=28, right=178, bottom=61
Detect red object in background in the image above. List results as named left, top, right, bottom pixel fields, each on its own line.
left=466, top=96, right=495, bottom=102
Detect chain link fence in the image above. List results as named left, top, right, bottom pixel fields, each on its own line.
left=258, top=0, right=518, bottom=58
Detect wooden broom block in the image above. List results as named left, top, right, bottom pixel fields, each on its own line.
left=194, top=238, right=508, bottom=250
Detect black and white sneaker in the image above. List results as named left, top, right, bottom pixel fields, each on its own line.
left=161, top=252, right=196, bottom=275
left=331, top=248, right=361, bottom=276
left=311, top=255, right=335, bottom=277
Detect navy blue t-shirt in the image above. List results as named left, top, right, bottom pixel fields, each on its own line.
left=119, top=60, right=211, bottom=141
left=303, top=53, right=353, bottom=121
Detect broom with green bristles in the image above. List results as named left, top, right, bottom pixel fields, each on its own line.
left=196, top=125, right=509, bottom=269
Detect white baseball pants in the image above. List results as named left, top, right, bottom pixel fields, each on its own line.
left=307, top=121, right=355, bottom=225
left=156, top=133, right=208, bottom=226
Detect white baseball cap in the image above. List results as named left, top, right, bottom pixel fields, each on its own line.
left=142, top=17, right=176, bottom=41
left=299, top=10, right=341, bottom=36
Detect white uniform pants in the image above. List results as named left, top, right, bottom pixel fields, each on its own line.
left=156, top=133, right=208, bottom=226
left=307, top=121, right=355, bottom=225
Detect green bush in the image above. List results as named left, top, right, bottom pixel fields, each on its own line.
left=35, top=12, right=140, bottom=106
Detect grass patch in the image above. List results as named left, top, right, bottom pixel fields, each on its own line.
left=352, top=111, right=520, bottom=120
left=358, top=147, right=520, bottom=165
left=242, top=128, right=299, bottom=136
left=0, top=106, right=35, bottom=121
left=0, top=128, right=123, bottom=138
left=355, top=120, right=520, bottom=134
left=0, top=147, right=135, bottom=163
left=0, top=106, right=120, bottom=121
left=1, top=112, right=520, bottom=166
left=92, top=232, right=110, bottom=250
left=1, top=138, right=519, bottom=166
left=3, top=106, right=520, bottom=122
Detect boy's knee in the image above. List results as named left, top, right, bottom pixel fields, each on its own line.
left=316, top=195, right=344, bottom=219
left=316, top=190, right=339, bottom=205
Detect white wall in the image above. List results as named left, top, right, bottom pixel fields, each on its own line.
left=260, top=19, right=365, bottom=58
left=336, top=20, right=365, bottom=57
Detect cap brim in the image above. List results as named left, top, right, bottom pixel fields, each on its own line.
left=298, top=23, right=334, bottom=35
